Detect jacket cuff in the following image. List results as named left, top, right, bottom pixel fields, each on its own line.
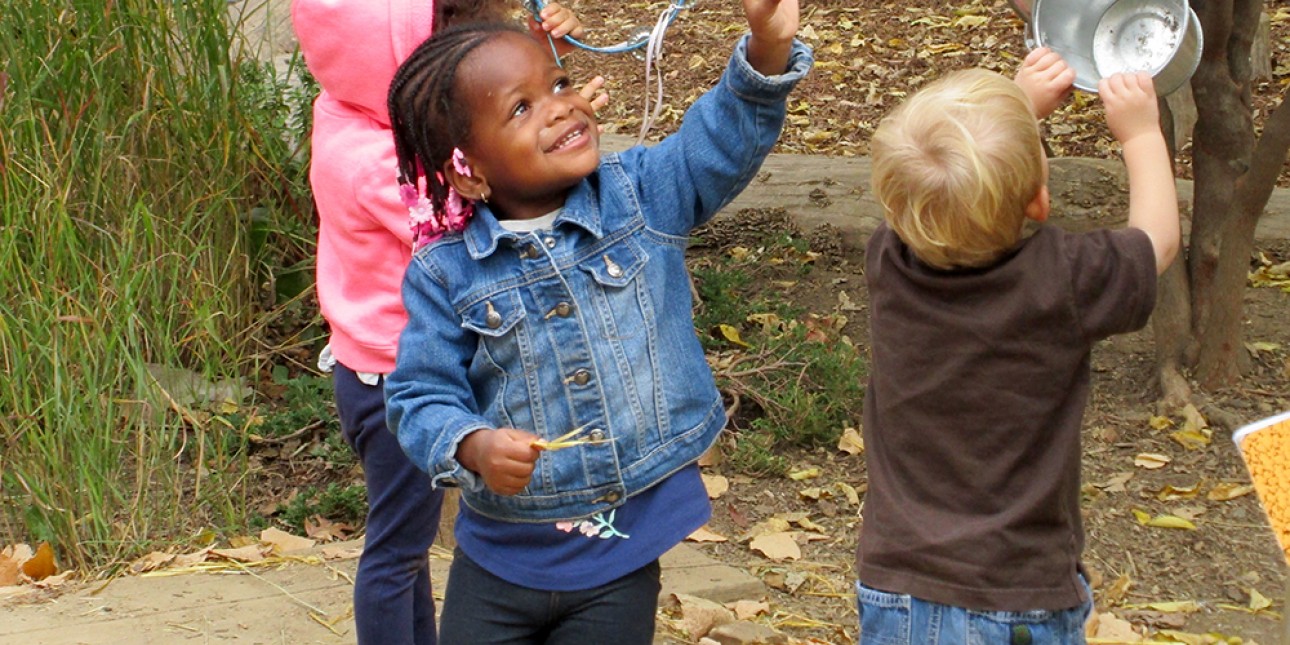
left=727, top=35, right=814, bottom=104
left=431, top=423, right=491, bottom=493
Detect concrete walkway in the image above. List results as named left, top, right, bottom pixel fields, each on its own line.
left=0, top=539, right=762, bottom=645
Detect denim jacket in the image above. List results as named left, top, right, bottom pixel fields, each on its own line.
left=386, top=35, right=813, bottom=522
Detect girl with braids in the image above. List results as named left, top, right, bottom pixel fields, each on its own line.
left=291, top=2, right=598, bottom=644
left=384, top=1, right=811, bottom=642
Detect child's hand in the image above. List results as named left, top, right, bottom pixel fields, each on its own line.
left=743, top=0, right=800, bottom=76
left=1099, top=72, right=1160, bottom=146
left=457, top=428, right=541, bottom=496
left=579, top=75, right=609, bottom=115
left=1014, top=47, right=1074, bottom=119
left=529, top=1, right=585, bottom=58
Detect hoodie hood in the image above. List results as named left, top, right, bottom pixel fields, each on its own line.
left=292, top=0, right=435, bottom=126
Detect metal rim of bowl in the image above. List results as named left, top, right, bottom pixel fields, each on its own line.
left=1029, top=0, right=1200, bottom=94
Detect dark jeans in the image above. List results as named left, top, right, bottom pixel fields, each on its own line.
left=439, top=548, right=661, bottom=645
left=334, top=365, right=445, bottom=645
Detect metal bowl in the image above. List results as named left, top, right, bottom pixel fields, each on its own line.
left=1030, top=0, right=1201, bottom=95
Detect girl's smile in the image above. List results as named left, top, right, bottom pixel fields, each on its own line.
left=454, top=32, right=601, bottom=220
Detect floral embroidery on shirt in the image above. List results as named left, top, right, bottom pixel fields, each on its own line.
left=555, top=509, right=630, bottom=540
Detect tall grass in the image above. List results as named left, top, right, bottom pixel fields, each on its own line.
left=0, top=0, right=310, bottom=570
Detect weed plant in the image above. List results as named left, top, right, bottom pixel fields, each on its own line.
left=0, top=0, right=312, bottom=569
left=691, top=235, right=866, bottom=475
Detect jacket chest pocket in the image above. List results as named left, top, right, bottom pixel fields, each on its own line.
left=578, top=238, right=650, bottom=341
left=459, top=289, right=529, bottom=376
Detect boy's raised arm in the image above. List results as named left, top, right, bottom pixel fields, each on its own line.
left=743, top=0, right=799, bottom=76
left=1100, top=72, right=1180, bottom=275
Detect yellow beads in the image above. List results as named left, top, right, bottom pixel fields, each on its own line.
left=1239, top=416, right=1290, bottom=564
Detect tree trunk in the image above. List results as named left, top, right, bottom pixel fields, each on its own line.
left=1186, top=0, right=1258, bottom=388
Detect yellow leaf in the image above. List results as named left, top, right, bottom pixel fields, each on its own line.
left=1131, top=600, right=1202, bottom=613
left=1170, top=429, right=1212, bottom=450
left=788, top=467, right=820, bottom=481
left=1149, top=415, right=1174, bottom=430
left=686, top=526, right=728, bottom=543
left=798, top=486, right=824, bottom=500
left=837, top=427, right=864, bottom=456
left=1134, top=453, right=1171, bottom=469
left=687, top=54, right=706, bottom=70
left=951, top=15, right=989, bottom=28
left=1145, top=515, right=1197, bottom=530
left=1156, top=482, right=1201, bottom=501
left=1132, top=508, right=1152, bottom=524
left=1207, top=482, right=1255, bottom=501
left=1249, top=588, right=1272, bottom=611
left=717, top=324, right=749, bottom=348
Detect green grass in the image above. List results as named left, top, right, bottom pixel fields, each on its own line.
left=690, top=235, right=867, bottom=476
left=0, top=0, right=312, bottom=569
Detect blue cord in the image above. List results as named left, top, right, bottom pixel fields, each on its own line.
left=525, top=0, right=690, bottom=54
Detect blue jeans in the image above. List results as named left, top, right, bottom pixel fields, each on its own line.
left=438, top=548, right=661, bottom=645
left=335, top=366, right=445, bottom=645
left=856, top=579, right=1092, bottom=645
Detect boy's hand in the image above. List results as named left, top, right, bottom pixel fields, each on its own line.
left=1099, top=72, right=1160, bottom=146
left=1014, top=47, right=1074, bottom=119
left=743, top=0, right=800, bottom=76
left=529, top=1, right=585, bottom=58
left=457, top=428, right=541, bottom=496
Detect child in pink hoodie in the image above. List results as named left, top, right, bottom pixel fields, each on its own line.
left=291, top=2, right=596, bottom=643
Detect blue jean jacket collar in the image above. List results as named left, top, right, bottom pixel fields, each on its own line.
left=463, top=184, right=608, bottom=260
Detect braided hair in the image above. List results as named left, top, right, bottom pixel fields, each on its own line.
left=388, top=21, right=522, bottom=221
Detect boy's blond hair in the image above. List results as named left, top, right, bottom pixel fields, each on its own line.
left=871, top=69, right=1045, bottom=269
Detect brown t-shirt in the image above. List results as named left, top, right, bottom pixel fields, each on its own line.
left=856, top=222, right=1157, bottom=612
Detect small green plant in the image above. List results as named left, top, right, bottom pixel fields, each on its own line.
left=689, top=231, right=866, bottom=476
left=277, top=483, right=367, bottom=536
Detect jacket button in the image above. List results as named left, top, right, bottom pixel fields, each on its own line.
left=485, top=302, right=502, bottom=329
left=603, top=254, right=624, bottom=278
left=572, top=369, right=591, bottom=385
left=544, top=237, right=557, bottom=248
left=588, top=429, right=605, bottom=441
left=554, top=302, right=572, bottom=317
left=603, top=491, right=619, bottom=503
left=520, top=244, right=539, bottom=259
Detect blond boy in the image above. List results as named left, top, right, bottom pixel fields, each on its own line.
left=855, top=49, right=1178, bottom=644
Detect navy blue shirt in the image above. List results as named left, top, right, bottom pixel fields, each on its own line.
left=456, top=465, right=709, bottom=591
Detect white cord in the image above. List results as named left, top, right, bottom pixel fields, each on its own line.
left=636, top=2, right=684, bottom=145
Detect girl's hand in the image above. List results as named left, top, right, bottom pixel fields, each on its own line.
left=1015, top=47, right=1074, bottom=119
left=457, top=428, right=541, bottom=496
left=579, top=75, right=609, bottom=116
left=1099, top=72, right=1160, bottom=146
left=529, top=1, right=585, bottom=58
left=743, top=0, right=800, bottom=76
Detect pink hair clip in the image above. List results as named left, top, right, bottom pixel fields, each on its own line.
left=451, top=148, right=472, bottom=178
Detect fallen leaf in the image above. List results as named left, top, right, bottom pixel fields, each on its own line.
left=717, top=324, right=749, bottom=348
left=1249, top=588, right=1273, bottom=611
left=687, top=526, right=729, bottom=543
left=749, top=532, right=801, bottom=561
left=1149, top=415, right=1175, bottom=430
left=260, top=527, right=316, bottom=554
left=1087, top=610, right=1143, bottom=641
left=1156, top=482, right=1201, bottom=501
left=837, top=427, right=864, bottom=455
left=129, top=551, right=177, bottom=574
left=672, top=593, right=735, bottom=639
left=1169, top=429, right=1212, bottom=450
left=1129, top=600, right=1202, bottom=613
left=726, top=599, right=771, bottom=620
left=1134, top=453, right=1171, bottom=469
left=788, top=467, right=820, bottom=481
left=701, top=474, right=730, bottom=500
left=743, top=518, right=793, bottom=541
left=304, top=516, right=353, bottom=542
left=0, top=551, right=19, bottom=587
left=1207, top=482, right=1255, bottom=501
left=21, top=543, right=57, bottom=582
left=321, top=545, right=363, bottom=561
left=1103, top=574, right=1133, bottom=606
left=835, top=481, right=861, bottom=506
left=211, top=545, right=267, bottom=563
left=1094, top=472, right=1135, bottom=493
left=1145, top=515, right=1198, bottom=530
left=798, top=487, right=824, bottom=501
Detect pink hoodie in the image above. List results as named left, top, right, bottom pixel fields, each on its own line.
left=292, top=0, right=435, bottom=374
